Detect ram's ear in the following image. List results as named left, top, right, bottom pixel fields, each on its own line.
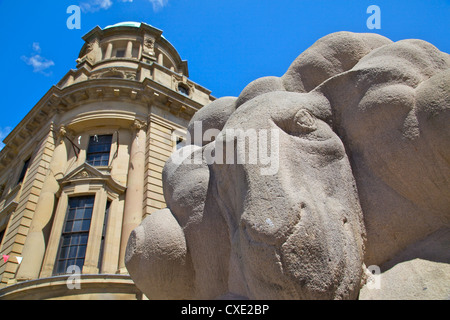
left=282, top=32, right=392, bottom=93
left=187, top=97, right=237, bottom=147
left=235, top=76, right=286, bottom=108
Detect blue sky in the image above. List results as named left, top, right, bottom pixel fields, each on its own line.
left=0, top=0, right=449, bottom=147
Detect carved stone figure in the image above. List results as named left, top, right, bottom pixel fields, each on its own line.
left=144, top=38, right=155, bottom=55
left=125, top=32, right=450, bottom=299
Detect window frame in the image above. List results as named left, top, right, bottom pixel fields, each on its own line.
left=85, top=134, right=113, bottom=167
left=53, top=195, right=95, bottom=276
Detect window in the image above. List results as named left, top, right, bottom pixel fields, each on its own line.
left=54, top=196, right=95, bottom=275
left=0, top=184, right=5, bottom=199
left=103, top=73, right=123, bottom=79
left=18, top=158, right=31, bottom=184
left=0, top=229, right=5, bottom=246
left=86, top=135, right=112, bottom=167
left=178, top=84, right=190, bottom=97
left=176, top=137, right=185, bottom=150
left=115, top=49, right=126, bottom=58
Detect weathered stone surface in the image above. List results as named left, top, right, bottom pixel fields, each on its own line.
left=126, top=32, right=450, bottom=300
left=360, top=229, right=450, bottom=300
left=187, top=96, right=237, bottom=146
left=282, top=31, right=392, bottom=93
left=316, top=39, right=450, bottom=267
left=235, top=76, right=285, bottom=108
left=125, top=208, right=194, bottom=299
left=211, top=91, right=365, bottom=299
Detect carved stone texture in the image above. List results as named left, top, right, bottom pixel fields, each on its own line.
left=126, top=32, right=450, bottom=300
left=74, top=170, right=91, bottom=179
left=57, top=126, right=67, bottom=139
left=132, top=119, right=147, bottom=132
left=144, top=37, right=155, bottom=55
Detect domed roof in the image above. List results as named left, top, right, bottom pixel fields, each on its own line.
left=104, top=21, right=142, bottom=29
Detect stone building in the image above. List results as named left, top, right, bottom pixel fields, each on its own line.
left=0, top=21, right=214, bottom=299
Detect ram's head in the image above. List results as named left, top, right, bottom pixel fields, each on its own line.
left=125, top=32, right=450, bottom=300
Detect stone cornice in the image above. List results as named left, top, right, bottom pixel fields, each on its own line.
left=0, top=64, right=214, bottom=172
left=60, top=59, right=213, bottom=99
left=0, top=273, right=139, bottom=300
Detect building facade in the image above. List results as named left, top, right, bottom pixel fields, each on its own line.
left=0, top=22, right=214, bottom=299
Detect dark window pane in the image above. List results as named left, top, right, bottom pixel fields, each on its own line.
left=77, top=245, right=86, bottom=258
left=68, top=198, right=78, bottom=207
left=178, top=85, right=190, bottom=96
left=80, top=234, right=88, bottom=245
left=59, top=247, right=68, bottom=259
left=71, top=234, right=80, bottom=245
left=18, top=158, right=31, bottom=184
left=64, top=221, right=73, bottom=233
left=56, top=261, right=66, bottom=275
left=72, top=220, right=82, bottom=232
left=67, top=208, right=76, bottom=220
left=81, top=219, right=91, bottom=231
left=83, top=209, right=92, bottom=219
left=69, top=246, right=77, bottom=258
left=62, top=235, right=71, bottom=246
left=75, top=259, right=85, bottom=270
left=116, top=50, right=125, bottom=58
left=75, top=208, right=84, bottom=220
left=81, top=196, right=95, bottom=207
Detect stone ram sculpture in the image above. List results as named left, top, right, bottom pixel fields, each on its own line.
left=125, top=32, right=450, bottom=299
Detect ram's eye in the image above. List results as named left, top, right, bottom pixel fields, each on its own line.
left=294, top=109, right=317, bottom=133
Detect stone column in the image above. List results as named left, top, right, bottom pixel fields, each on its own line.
left=105, top=42, right=113, bottom=59
left=118, top=120, right=147, bottom=273
left=158, top=52, right=164, bottom=65
left=126, top=41, right=133, bottom=58
left=83, top=188, right=108, bottom=274
left=16, top=126, right=68, bottom=281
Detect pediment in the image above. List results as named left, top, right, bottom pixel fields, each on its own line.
left=58, top=163, right=126, bottom=194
